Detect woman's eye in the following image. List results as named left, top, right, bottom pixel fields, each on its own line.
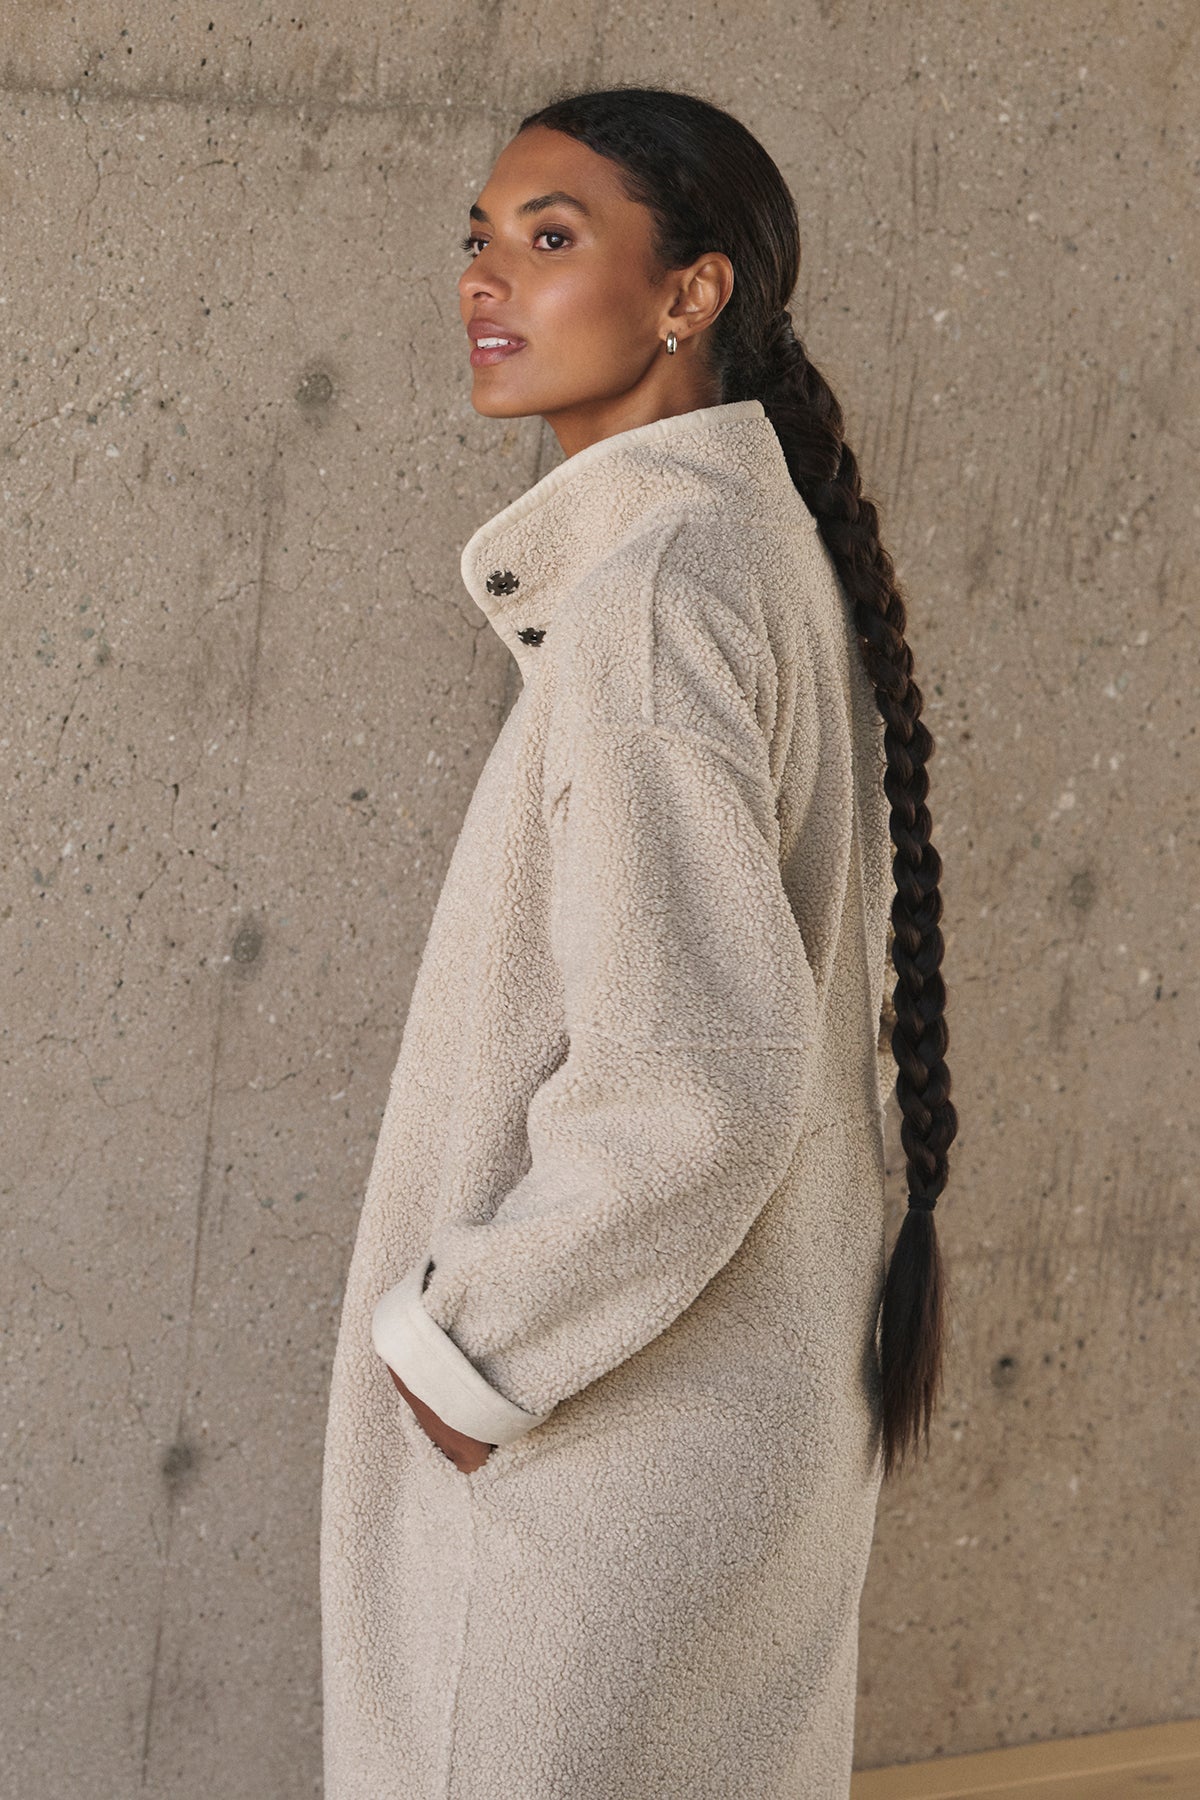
left=459, top=229, right=572, bottom=258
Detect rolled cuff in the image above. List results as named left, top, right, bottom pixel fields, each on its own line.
left=370, top=1254, right=554, bottom=1448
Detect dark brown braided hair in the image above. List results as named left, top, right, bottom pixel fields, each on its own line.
left=518, top=85, right=958, bottom=1481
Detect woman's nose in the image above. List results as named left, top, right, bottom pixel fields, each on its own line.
left=460, top=264, right=510, bottom=301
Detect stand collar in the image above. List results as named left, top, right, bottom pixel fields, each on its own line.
left=459, top=399, right=802, bottom=675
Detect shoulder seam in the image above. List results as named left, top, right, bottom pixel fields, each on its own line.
left=644, top=515, right=692, bottom=728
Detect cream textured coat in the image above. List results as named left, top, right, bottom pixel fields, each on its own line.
left=320, top=397, right=894, bottom=1799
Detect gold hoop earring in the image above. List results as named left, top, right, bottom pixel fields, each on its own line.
left=665, top=331, right=678, bottom=355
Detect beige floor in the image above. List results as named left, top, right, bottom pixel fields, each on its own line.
left=852, top=1719, right=1200, bottom=1799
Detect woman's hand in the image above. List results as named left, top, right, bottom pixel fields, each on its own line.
left=386, top=1363, right=495, bottom=1473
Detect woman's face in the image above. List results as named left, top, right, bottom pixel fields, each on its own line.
left=458, top=125, right=732, bottom=457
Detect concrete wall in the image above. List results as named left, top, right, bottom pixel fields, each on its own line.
left=2, top=4, right=1195, bottom=1792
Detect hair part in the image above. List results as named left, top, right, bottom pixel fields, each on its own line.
left=518, top=85, right=959, bottom=1481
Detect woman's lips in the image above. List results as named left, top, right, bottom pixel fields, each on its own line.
left=469, top=339, right=528, bottom=368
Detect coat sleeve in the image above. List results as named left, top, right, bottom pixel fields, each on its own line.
left=371, top=517, right=821, bottom=1446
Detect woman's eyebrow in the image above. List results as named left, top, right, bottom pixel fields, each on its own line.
left=469, top=191, right=593, bottom=224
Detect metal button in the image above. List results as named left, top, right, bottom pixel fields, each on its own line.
left=486, top=569, right=520, bottom=595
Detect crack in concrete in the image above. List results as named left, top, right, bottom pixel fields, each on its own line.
left=2, top=75, right=514, bottom=122
left=139, top=412, right=283, bottom=1790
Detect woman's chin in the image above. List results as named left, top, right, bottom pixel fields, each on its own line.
left=468, top=386, right=540, bottom=418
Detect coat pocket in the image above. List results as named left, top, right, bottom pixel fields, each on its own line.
left=393, top=1385, right=526, bottom=1492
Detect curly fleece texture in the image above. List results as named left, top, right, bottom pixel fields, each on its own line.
left=320, top=398, right=895, bottom=1799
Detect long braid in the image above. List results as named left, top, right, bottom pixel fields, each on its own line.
left=760, top=314, right=957, bottom=1478
left=517, top=84, right=959, bottom=1480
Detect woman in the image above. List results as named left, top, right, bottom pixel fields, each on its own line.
left=321, top=86, right=956, bottom=1800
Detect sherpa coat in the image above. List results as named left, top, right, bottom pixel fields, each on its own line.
left=320, top=396, right=894, bottom=1800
